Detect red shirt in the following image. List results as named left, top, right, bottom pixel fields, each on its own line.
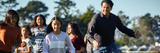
left=71, top=36, right=86, bottom=51
left=0, top=25, right=22, bottom=52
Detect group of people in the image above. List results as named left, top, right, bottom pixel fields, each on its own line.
left=0, top=10, right=86, bottom=53
left=0, top=0, right=142, bottom=53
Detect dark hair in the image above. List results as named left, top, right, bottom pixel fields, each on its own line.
left=30, top=14, right=46, bottom=28
left=66, top=22, right=84, bottom=39
left=22, top=25, right=32, bottom=38
left=0, top=10, right=20, bottom=28
left=101, top=0, right=114, bottom=7
left=45, top=17, right=63, bottom=35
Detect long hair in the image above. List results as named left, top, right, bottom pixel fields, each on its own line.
left=66, top=22, right=84, bottom=39
left=0, top=10, right=20, bottom=28
left=45, top=17, right=63, bottom=36
left=21, top=25, right=32, bottom=39
left=30, top=14, right=46, bottom=28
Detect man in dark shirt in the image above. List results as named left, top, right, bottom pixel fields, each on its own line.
left=87, top=0, right=142, bottom=53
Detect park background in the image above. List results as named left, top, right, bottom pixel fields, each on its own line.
left=0, top=0, right=160, bottom=47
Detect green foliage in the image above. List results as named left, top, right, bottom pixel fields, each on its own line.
left=115, top=34, right=132, bottom=47
left=131, top=13, right=160, bottom=45
left=54, top=0, right=77, bottom=32
left=78, top=5, right=95, bottom=34
left=54, top=0, right=76, bottom=19
left=0, top=0, right=19, bottom=17
left=54, top=0, right=78, bottom=31
left=117, top=11, right=131, bottom=26
left=17, top=1, right=49, bottom=24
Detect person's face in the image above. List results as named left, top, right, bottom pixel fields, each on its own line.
left=67, top=25, right=74, bottom=34
left=36, top=16, right=44, bottom=26
left=101, top=2, right=112, bottom=16
left=10, top=17, right=17, bottom=25
left=52, top=20, right=61, bottom=32
left=21, top=42, right=26, bottom=47
left=21, top=27, right=29, bottom=37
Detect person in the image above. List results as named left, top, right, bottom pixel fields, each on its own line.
left=43, top=17, right=75, bottom=53
left=66, top=22, right=86, bottom=53
left=87, top=0, right=142, bottom=53
left=14, top=25, right=32, bottom=53
left=0, top=10, right=22, bottom=53
left=84, top=22, right=93, bottom=53
left=30, top=14, right=47, bottom=53
left=14, top=42, right=27, bottom=53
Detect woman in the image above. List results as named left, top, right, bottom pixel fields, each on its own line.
left=0, top=10, right=22, bottom=53
left=66, top=22, right=86, bottom=53
left=43, top=17, right=75, bottom=53
left=30, top=14, right=47, bottom=53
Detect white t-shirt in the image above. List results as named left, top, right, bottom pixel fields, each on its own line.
left=43, top=31, right=75, bottom=53
left=22, top=38, right=32, bottom=48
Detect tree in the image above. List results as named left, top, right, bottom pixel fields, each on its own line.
left=54, top=0, right=76, bottom=19
left=0, top=0, right=19, bottom=17
left=17, top=1, right=49, bottom=24
left=153, top=15, right=160, bottom=42
left=79, top=5, right=95, bottom=34
left=54, top=0, right=77, bottom=31
left=131, top=13, right=159, bottom=45
left=117, top=11, right=131, bottom=26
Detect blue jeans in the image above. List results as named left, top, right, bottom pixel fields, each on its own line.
left=93, top=42, right=119, bottom=53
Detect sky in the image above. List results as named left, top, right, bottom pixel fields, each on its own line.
left=0, top=0, right=160, bottom=28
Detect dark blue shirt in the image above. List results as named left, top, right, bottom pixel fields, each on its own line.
left=87, top=12, right=135, bottom=46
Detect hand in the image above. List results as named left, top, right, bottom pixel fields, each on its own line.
left=79, top=47, right=85, bottom=52
left=76, top=50, right=81, bottom=53
left=14, top=48, right=18, bottom=52
left=93, top=40, right=99, bottom=50
left=134, top=31, right=142, bottom=37
left=14, top=48, right=20, bottom=53
left=31, top=31, right=34, bottom=33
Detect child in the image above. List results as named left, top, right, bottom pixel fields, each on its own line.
left=14, top=25, right=32, bottom=53
left=66, top=22, right=86, bottom=53
left=30, top=14, right=47, bottom=53
left=43, top=17, right=75, bottom=53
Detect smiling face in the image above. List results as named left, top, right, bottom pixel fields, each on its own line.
left=101, top=2, right=112, bottom=16
left=9, top=17, right=17, bottom=25
left=67, top=24, right=74, bottom=34
left=51, top=20, right=61, bottom=32
left=36, top=16, right=44, bottom=26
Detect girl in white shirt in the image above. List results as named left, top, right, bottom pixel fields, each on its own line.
left=43, top=17, right=75, bottom=53
left=14, top=25, right=32, bottom=53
